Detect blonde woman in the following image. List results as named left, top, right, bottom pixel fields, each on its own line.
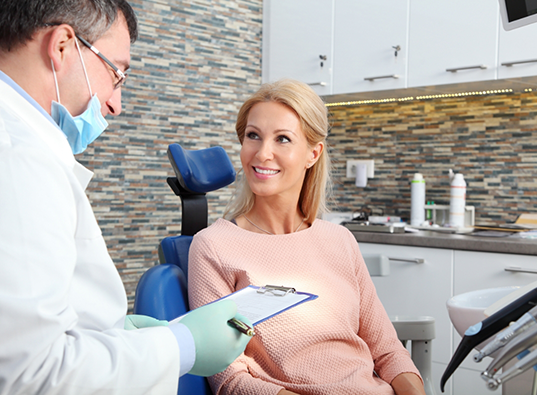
left=188, top=79, right=425, bottom=395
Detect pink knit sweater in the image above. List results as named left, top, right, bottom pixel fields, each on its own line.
left=188, top=219, right=421, bottom=395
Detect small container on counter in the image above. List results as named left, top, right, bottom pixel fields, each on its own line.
left=449, top=173, right=467, bottom=227
left=410, top=173, right=426, bottom=226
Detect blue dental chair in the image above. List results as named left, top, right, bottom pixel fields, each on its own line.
left=133, top=143, right=236, bottom=395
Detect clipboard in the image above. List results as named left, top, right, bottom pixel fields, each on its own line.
left=218, top=285, right=318, bottom=325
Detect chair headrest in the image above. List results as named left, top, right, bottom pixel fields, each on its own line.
left=167, top=144, right=236, bottom=193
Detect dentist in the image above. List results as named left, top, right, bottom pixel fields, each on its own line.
left=0, top=1, right=251, bottom=394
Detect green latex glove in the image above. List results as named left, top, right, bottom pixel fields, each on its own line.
left=180, top=299, right=252, bottom=376
left=124, top=314, right=169, bottom=330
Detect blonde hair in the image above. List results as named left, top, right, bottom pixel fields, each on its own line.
left=224, top=79, right=331, bottom=224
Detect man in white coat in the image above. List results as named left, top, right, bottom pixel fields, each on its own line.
left=0, top=1, right=251, bottom=394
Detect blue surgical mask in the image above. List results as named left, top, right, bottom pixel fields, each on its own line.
left=50, top=39, right=108, bottom=155
left=51, top=96, right=108, bottom=155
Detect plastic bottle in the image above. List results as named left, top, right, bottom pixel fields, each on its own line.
left=410, top=173, right=426, bottom=226
left=449, top=173, right=466, bottom=228
left=426, top=201, right=434, bottom=220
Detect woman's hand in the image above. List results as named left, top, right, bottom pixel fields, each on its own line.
left=277, top=390, right=300, bottom=395
left=391, top=372, right=426, bottom=395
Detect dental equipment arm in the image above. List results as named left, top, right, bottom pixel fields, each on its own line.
left=474, top=305, right=537, bottom=362
left=440, top=286, right=537, bottom=392
left=485, top=347, right=537, bottom=390
left=481, top=323, right=537, bottom=380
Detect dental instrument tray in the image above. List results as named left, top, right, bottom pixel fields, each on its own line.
left=343, top=222, right=405, bottom=234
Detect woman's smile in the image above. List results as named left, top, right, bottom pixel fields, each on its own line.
left=253, top=166, right=280, bottom=177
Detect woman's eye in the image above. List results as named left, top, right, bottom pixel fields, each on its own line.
left=246, top=131, right=259, bottom=140
left=277, top=135, right=291, bottom=143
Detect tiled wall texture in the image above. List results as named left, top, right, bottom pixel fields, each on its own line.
left=78, top=0, right=262, bottom=309
left=327, top=92, right=537, bottom=225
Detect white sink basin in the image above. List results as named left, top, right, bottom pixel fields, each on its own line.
left=447, top=286, right=520, bottom=348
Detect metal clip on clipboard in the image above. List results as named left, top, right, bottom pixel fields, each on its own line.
left=256, top=285, right=296, bottom=297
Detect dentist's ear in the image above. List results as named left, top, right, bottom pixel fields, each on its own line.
left=47, top=24, right=77, bottom=72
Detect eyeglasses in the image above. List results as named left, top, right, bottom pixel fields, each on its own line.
left=75, top=34, right=128, bottom=90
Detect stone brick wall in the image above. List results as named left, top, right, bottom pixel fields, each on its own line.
left=77, top=0, right=262, bottom=309
left=327, top=92, right=537, bottom=225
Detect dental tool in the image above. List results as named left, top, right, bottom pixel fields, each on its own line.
left=474, top=305, right=537, bottom=362
left=481, top=323, right=537, bottom=380
left=440, top=286, right=537, bottom=392
left=485, top=347, right=537, bottom=390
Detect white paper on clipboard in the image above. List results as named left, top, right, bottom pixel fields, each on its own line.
left=218, top=285, right=318, bottom=325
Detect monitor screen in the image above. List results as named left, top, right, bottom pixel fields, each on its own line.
left=500, top=0, right=537, bottom=30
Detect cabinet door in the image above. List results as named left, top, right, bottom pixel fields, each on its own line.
left=332, top=0, right=409, bottom=94
left=452, top=250, right=537, bottom=392
left=498, top=21, right=537, bottom=79
left=262, top=0, right=334, bottom=96
left=358, top=242, right=453, bottom=395
left=407, top=0, right=498, bottom=88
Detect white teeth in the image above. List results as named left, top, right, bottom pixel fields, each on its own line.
left=254, top=167, right=279, bottom=175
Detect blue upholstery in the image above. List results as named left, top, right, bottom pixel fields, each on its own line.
left=133, top=144, right=236, bottom=395
left=159, top=236, right=193, bottom=278
left=134, top=263, right=188, bottom=321
left=168, top=144, right=236, bottom=193
left=134, top=239, right=212, bottom=395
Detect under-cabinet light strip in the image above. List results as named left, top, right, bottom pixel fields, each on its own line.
left=325, top=88, right=516, bottom=107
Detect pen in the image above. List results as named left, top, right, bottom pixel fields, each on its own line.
left=228, top=318, right=255, bottom=337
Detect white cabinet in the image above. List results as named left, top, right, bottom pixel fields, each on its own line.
left=498, top=21, right=537, bottom=79
left=332, top=0, right=409, bottom=94
left=452, top=250, right=537, bottom=376
left=451, top=250, right=537, bottom=395
left=358, top=242, right=537, bottom=395
left=453, top=250, right=537, bottom=300
left=262, top=0, right=334, bottom=96
left=264, top=0, right=537, bottom=98
left=407, top=0, right=499, bottom=88
left=358, top=242, right=454, bottom=395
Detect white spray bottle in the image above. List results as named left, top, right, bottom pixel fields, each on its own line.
left=410, top=173, right=426, bottom=226
left=449, top=169, right=466, bottom=228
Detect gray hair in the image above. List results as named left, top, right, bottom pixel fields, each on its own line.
left=0, top=0, right=138, bottom=52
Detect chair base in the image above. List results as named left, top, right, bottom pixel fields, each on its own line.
left=390, top=315, right=436, bottom=395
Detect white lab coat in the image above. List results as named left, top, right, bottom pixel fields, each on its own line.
left=0, top=79, right=180, bottom=394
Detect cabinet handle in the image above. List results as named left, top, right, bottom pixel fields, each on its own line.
left=364, top=74, right=399, bottom=81
left=505, top=266, right=537, bottom=274
left=388, top=257, right=425, bottom=264
left=501, top=59, right=537, bottom=67
left=446, top=65, right=487, bottom=73
left=307, top=82, right=327, bottom=86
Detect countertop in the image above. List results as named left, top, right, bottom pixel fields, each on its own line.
left=350, top=229, right=537, bottom=256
